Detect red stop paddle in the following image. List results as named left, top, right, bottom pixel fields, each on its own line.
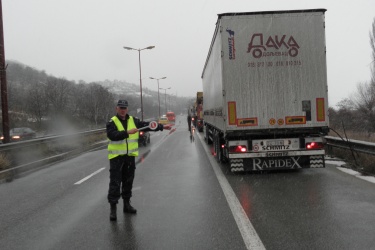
left=138, top=121, right=158, bottom=131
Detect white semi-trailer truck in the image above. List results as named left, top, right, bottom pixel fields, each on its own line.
left=201, top=9, right=329, bottom=171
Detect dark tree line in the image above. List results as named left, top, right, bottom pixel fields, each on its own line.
left=1, top=61, right=192, bottom=134
left=3, top=61, right=115, bottom=133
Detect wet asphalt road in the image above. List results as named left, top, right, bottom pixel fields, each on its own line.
left=0, top=115, right=374, bottom=250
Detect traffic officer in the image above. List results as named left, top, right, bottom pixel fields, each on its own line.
left=107, top=99, right=171, bottom=221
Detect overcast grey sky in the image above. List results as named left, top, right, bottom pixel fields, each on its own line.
left=3, top=0, right=375, bottom=107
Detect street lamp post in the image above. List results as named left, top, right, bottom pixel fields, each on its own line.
left=149, top=76, right=166, bottom=118
left=123, top=45, right=155, bottom=121
left=159, top=87, right=171, bottom=114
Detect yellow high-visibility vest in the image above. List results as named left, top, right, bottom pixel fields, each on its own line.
left=108, top=116, right=139, bottom=159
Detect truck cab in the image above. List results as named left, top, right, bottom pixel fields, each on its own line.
left=166, top=112, right=175, bottom=123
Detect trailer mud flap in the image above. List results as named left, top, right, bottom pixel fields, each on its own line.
left=230, top=155, right=325, bottom=172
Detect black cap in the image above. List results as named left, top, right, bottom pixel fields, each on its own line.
left=117, top=100, right=128, bottom=107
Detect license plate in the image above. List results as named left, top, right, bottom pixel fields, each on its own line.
left=266, top=140, right=284, bottom=146
left=266, top=151, right=288, bottom=157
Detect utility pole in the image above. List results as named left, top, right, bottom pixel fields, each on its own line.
left=0, top=0, right=9, bottom=143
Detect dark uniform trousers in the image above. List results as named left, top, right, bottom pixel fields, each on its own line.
left=107, top=155, right=136, bottom=204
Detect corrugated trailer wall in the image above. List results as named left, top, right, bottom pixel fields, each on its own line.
left=202, top=23, right=226, bottom=131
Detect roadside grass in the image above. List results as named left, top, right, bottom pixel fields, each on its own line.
left=0, top=153, right=11, bottom=181
left=327, top=130, right=375, bottom=175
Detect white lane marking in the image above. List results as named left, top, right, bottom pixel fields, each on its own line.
left=197, top=133, right=266, bottom=250
left=74, top=168, right=106, bottom=185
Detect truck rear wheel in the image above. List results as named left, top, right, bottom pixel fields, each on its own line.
left=217, top=142, right=223, bottom=163
left=217, top=143, right=224, bottom=163
left=215, top=133, right=226, bottom=163
left=205, top=126, right=213, bottom=144
left=213, top=131, right=220, bottom=163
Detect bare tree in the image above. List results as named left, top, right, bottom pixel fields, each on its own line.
left=350, top=82, right=375, bottom=132
left=75, top=83, right=115, bottom=127
left=330, top=98, right=362, bottom=131
left=25, top=80, right=49, bottom=127
left=45, top=77, right=73, bottom=115
left=99, top=88, right=115, bottom=124
left=69, top=83, right=86, bottom=117
left=86, top=84, right=108, bottom=126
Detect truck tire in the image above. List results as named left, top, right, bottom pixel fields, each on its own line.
left=204, top=128, right=209, bottom=144
left=212, top=132, right=217, bottom=153
left=218, top=150, right=223, bottom=163
left=215, top=133, right=225, bottom=163
left=213, top=132, right=218, bottom=156
left=216, top=138, right=221, bottom=163
left=206, top=126, right=213, bottom=145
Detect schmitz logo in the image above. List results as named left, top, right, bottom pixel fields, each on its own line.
left=247, top=33, right=300, bottom=59
left=226, top=28, right=235, bottom=60
left=262, top=145, right=290, bottom=150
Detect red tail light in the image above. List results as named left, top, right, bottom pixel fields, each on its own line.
left=306, top=142, right=324, bottom=150
left=140, top=131, right=144, bottom=136
left=229, top=145, right=247, bottom=153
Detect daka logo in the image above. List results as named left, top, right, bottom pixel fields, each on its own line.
left=247, top=33, right=300, bottom=59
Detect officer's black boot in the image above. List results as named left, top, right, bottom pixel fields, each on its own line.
left=123, top=199, right=137, bottom=214
left=110, top=203, right=117, bottom=221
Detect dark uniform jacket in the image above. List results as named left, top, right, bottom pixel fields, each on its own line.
left=106, top=114, right=164, bottom=141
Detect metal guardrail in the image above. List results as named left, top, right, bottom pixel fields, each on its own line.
left=0, top=129, right=107, bottom=180
left=325, top=136, right=375, bottom=156
left=0, top=128, right=106, bottom=151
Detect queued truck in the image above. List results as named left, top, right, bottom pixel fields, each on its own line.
left=201, top=9, right=329, bottom=172
left=194, top=92, right=204, bottom=132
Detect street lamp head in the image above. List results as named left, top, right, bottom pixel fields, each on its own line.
left=146, top=46, right=155, bottom=49
left=150, top=76, right=167, bottom=80
left=123, top=46, right=135, bottom=50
